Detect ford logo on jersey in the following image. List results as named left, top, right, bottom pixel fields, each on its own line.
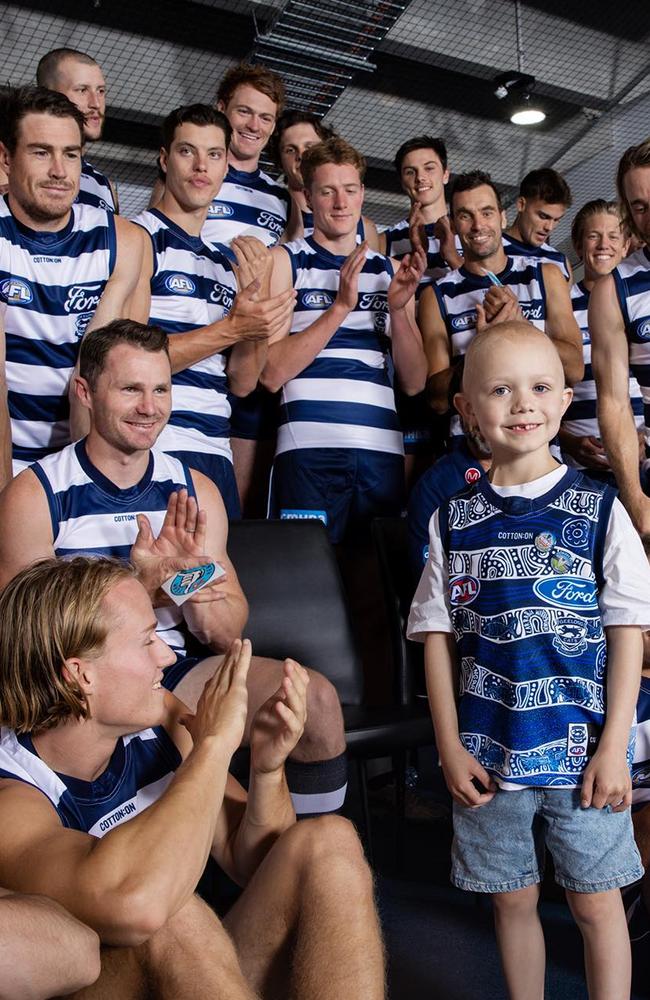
left=1, top=278, right=33, bottom=304
left=165, top=274, right=196, bottom=295
left=637, top=319, right=650, bottom=340
left=304, top=291, right=334, bottom=308
left=449, top=575, right=480, bottom=606
left=359, top=293, right=388, bottom=311
left=521, top=304, right=544, bottom=321
left=208, top=203, right=234, bottom=218
left=210, top=283, right=234, bottom=309
left=64, top=284, right=102, bottom=313
left=450, top=311, right=475, bottom=331
left=533, top=575, right=598, bottom=612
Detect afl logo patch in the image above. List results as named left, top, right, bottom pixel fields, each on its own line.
left=638, top=319, right=650, bottom=340
left=207, top=202, right=234, bottom=219
left=304, top=291, right=334, bottom=308
left=464, top=467, right=481, bottom=485
left=1, top=278, right=33, bottom=304
left=450, top=311, right=475, bottom=331
left=165, top=274, right=196, bottom=295
left=449, top=574, right=480, bottom=606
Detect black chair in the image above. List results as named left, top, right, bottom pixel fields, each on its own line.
left=227, top=518, right=434, bottom=863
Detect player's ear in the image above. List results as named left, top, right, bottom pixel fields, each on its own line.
left=0, top=142, right=9, bottom=174
left=73, top=373, right=93, bottom=410
left=62, top=656, right=94, bottom=695
left=560, top=386, right=573, bottom=416
left=159, top=146, right=168, bottom=175
left=516, top=195, right=526, bottom=215
left=304, top=185, right=312, bottom=210
left=454, top=391, right=475, bottom=425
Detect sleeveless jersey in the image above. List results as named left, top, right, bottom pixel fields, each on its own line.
left=132, top=209, right=236, bottom=465
left=384, top=216, right=462, bottom=288
left=562, top=280, right=643, bottom=464
left=276, top=236, right=402, bottom=456
left=434, top=255, right=548, bottom=361
left=612, top=246, right=650, bottom=449
left=0, top=726, right=180, bottom=836
left=439, top=468, right=616, bottom=786
left=33, top=440, right=196, bottom=654
left=202, top=165, right=289, bottom=248
left=301, top=210, right=365, bottom=243
left=77, top=159, right=116, bottom=213
left=502, top=232, right=570, bottom=280
left=0, top=197, right=116, bottom=469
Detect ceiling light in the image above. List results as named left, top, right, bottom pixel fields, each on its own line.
left=493, top=0, right=546, bottom=126
left=511, top=95, right=546, bottom=125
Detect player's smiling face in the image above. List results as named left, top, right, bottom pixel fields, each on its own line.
left=2, top=112, right=82, bottom=227
left=451, top=184, right=503, bottom=261
left=400, top=147, right=448, bottom=207
left=579, top=211, right=626, bottom=281
left=161, top=121, right=229, bottom=209
left=307, top=162, right=364, bottom=239
left=624, top=166, right=650, bottom=244
left=220, top=84, right=277, bottom=166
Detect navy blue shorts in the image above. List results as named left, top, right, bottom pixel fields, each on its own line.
left=229, top=388, right=280, bottom=442
left=395, top=388, right=435, bottom=455
left=269, top=447, right=405, bottom=543
left=166, top=450, right=241, bottom=521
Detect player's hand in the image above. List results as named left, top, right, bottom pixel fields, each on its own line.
left=433, top=214, right=462, bottom=268
left=227, top=281, right=296, bottom=345
left=232, top=236, right=273, bottom=297
left=558, top=432, right=610, bottom=470
left=408, top=201, right=426, bottom=255
left=476, top=289, right=524, bottom=332
left=335, top=241, right=368, bottom=312
left=627, top=495, right=650, bottom=542
left=179, top=638, right=251, bottom=755
left=249, top=659, right=309, bottom=774
left=440, top=742, right=497, bottom=807
left=388, top=247, right=427, bottom=311
left=580, top=748, right=632, bottom=812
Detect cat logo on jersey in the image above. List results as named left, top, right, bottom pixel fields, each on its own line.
left=449, top=574, right=480, bottom=606
left=1, top=278, right=33, bottom=304
left=207, top=203, right=234, bottom=219
left=165, top=274, right=196, bottom=295
left=304, top=291, right=334, bottom=309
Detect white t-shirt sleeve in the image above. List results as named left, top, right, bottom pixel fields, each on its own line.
left=599, top=497, right=650, bottom=627
left=407, top=508, right=453, bottom=640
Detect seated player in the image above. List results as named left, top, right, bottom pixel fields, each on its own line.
left=0, top=557, right=385, bottom=999
left=503, top=167, right=573, bottom=280
left=0, top=319, right=348, bottom=820
left=262, top=137, right=427, bottom=542
left=409, top=322, right=650, bottom=1000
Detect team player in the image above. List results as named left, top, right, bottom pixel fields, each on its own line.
left=408, top=323, right=650, bottom=1000
left=419, top=170, right=582, bottom=422
left=0, top=86, right=143, bottom=484
left=36, top=47, right=118, bottom=212
left=0, top=558, right=385, bottom=998
left=132, top=104, right=296, bottom=519
left=503, top=167, right=573, bottom=280
left=273, top=110, right=380, bottom=246
left=590, top=138, right=650, bottom=538
left=560, top=198, right=644, bottom=479
left=262, top=137, right=427, bottom=541
left=0, top=319, right=348, bottom=819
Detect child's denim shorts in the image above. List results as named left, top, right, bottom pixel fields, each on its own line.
left=452, top=787, right=643, bottom=894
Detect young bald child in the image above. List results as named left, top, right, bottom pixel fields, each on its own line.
left=408, top=322, right=650, bottom=999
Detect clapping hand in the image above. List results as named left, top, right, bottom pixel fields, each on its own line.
left=249, top=660, right=309, bottom=775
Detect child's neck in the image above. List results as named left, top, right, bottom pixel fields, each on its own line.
left=488, top=448, right=561, bottom=488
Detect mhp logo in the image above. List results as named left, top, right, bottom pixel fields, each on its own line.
left=207, top=203, right=234, bottom=219
left=165, top=274, right=196, bottom=295
left=1, top=278, right=33, bottom=305
left=449, top=574, right=480, bottom=606
left=450, top=311, right=475, bottom=332
left=303, top=291, right=334, bottom=309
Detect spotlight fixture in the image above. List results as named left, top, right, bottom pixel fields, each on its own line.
left=510, top=93, right=546, bottom=126
left=493, top=0, right=546, bottom=126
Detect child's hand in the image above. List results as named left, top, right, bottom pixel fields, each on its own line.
left=440, top=743, right=497, bottom=807
left=580, top=749, right=632, bottom=812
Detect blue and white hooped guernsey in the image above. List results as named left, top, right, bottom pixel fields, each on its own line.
left=276, top=236, right=402, bottom=457
left=502, top=232, right=570, bottom=281
left=612, top=246, right=650, bottom=450
left=434, top=255, right=547, bottom=362
left=33, top=440, right=196, bottom=655
left=77, top=159, right=116, bottom=213
left=562, top=280, right=643, bottom=465
left=202, top=165, right=290, bottom=248
left=0, top=196, right=116, bottom=471
left=132, top=209, right=237, bottom=465
left=439, top=468, right=619, bottom=786
left=0, top=726, right=181, bottom=836
left=384, top=216, right=463, bottom=290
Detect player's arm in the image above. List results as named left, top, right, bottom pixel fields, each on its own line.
left=0, top=469, right=55, bottom=587
left=226, top=237, right=277, bottom=398
left=363, top=215, right=381, bottom=252
left=125, top=227, right=154, bottom=326
left=261, top=242, right=367, bottom=392
left=181, top=470, right=249, bottom=651
left=417, top=284, right=454, bottom=414
left=85, top=217, right=147, bottom=331
left=590, top=274, right=648, bottom=532
left=0, top=891, right=100, bottom=997
left=388, top=251, right=427, bottom=395
left=541, top=262, right=583, bottom=386
left=0, top=315, right=11, bottom=491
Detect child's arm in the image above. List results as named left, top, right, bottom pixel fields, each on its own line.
left=580, top=625, right=642, bottom=812
left=425, top=631, right=497, bottom=808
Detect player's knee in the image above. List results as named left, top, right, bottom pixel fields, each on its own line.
left=492, top=884, right=539, bottom=919
left=143, top=895, right=235, bottom=965
left=301, top=669, right=345, bottom=756
left=565, top=888, right=621, bottom=929
left=285, top=815, right=371, bottom=884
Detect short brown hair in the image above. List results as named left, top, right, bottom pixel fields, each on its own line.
left=616, top=138, right=650, bottom=241
left=268, top=109, right=335, bottom=168
left=0, top=558, right=134, bottom=733
left=0, top=86, right=85, bottom=154
left=449, top=170, right=503, bottom=215
left=518, top=168, right=572, bottom=208
left=300, top=137, right=366, bottom=190
left=216, top=63, right=285, bottom=115
left=36, top=48, right=99, bottom=89
left=571, top=198, right=621, bottom=254
left=79, top=319, right=169, bottom=390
